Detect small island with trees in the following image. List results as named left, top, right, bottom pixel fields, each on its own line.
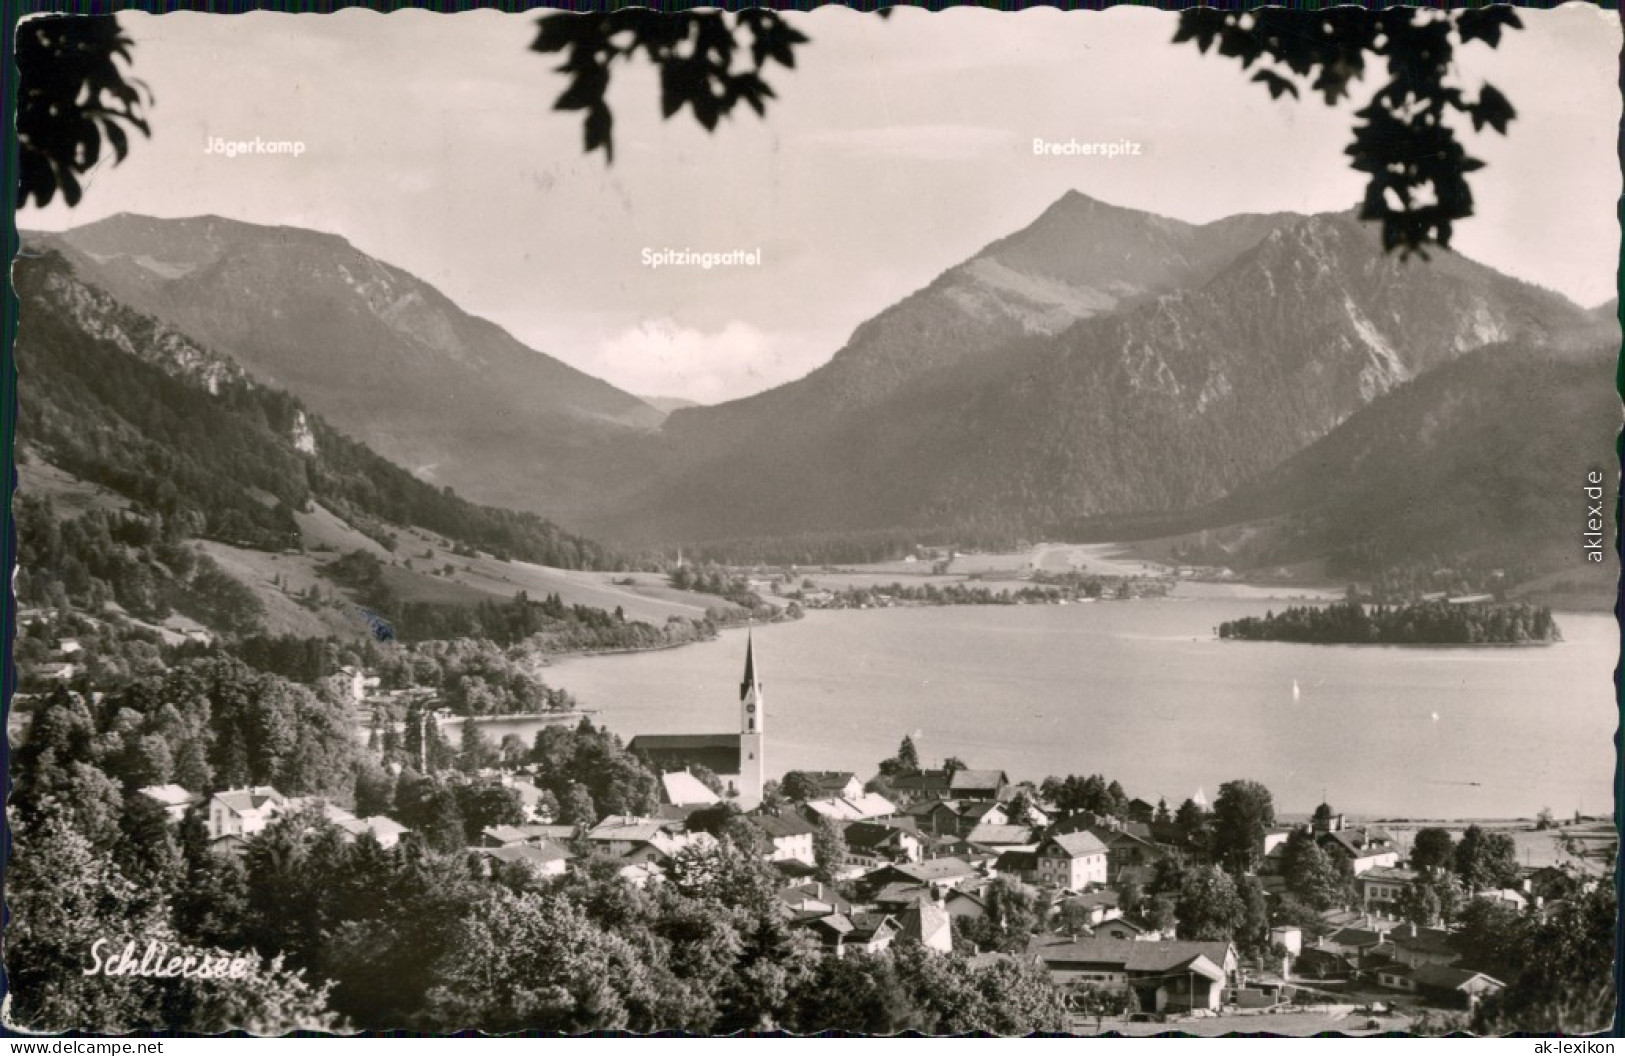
left=1216, top=600, right=1560, bottom=646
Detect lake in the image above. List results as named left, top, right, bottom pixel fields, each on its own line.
left=534, top=598, right=1617, bottom=820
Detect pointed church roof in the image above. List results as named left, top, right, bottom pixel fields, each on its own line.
left=741, top=629, right=761, bottom=700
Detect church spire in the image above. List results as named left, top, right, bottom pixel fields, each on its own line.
left=740, top=628, right=761, bottom=701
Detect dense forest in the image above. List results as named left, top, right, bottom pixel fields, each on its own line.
left=1216, top=600, right=1560, bottom=645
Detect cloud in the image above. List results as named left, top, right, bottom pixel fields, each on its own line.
left=589, top=319, right=831, bottom=405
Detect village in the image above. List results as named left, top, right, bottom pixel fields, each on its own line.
left=122, top=635, right=1613, bottom=1034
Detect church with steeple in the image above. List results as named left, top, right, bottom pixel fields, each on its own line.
left=628, top=631, right=767, bottom=809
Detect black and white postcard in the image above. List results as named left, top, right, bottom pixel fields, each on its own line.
left=7, top=4, right=1620, bottom=1038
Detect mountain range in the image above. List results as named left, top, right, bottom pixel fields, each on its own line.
left=30, top=214, right=661, bottom=517
left=22, top=191, right=1620, bottom=590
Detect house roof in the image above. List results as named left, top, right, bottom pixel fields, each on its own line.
left=950, top=769, right=1008, bottom=792
left=967, top=824, right=1035, bottom=847
left=138, top=784, right=199, bottom=808
left=1360, top=866, right=1419, bottom=884
left=340, top=816, right=408, bottom=842
left=1063, top=889, right=1122, bottom=910
left=959, top=801, right=1007, bottom=822
left=778, top=881, right=853, bottom=914
left=904, top=799, right=961, bottom=818
left=946, top=888, right=988, bottom=910
left=891, top=770, right=953, bottom=793
left=213, top=786, right=286, bottom=814
left=802, top=771, right=860, bottom=792
left=873, top=882, right=936, bottom=907
left=750, top=812, right=816, bottom=840
left=660, top=770, right=722, bottom=807
left=627, top=735, right=742, bottom=775
left=1031, top=937, right=1235, bottom=977
left=900, top=901, right=953, bottom=947
left=483, top=824, right=531, bottom=845
left=1391, top=926, right=1455, bottom=956
left=1411, top=965, right=1504, bottom=991
left=847, top=913, right=900, bottom=943
left=587, top=816, right=671, bottom=844
left=1045, top=831, right=1109, bottom=858
left=887, top=858, right=975, bottom=883
left=997, top=849, right=1039, bottom=873
left=1326, top=927, right=1390, bottom=948
left=846, top=821, right=914, bottom=852
left=480, top=842, right=571, bottom=866
left=1096, top=917, right=1147, bottom=934
left=847, top=792, right=897, bottom=818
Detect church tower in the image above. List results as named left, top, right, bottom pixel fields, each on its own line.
left=737, top=630, right=766, bottom=809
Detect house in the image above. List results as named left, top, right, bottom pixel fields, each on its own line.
left=905, top=799, right=966, bottom=837
left=750, top=811, right=817, bottom=866
left=801, top=771, right=865, bottom=801
left=950, top=769, right=1010, bottom=802
left=965, top=823, right=1036, bottom=849
left=1295, top=947, right=1356, bottom=981
left=1057, top=888, right=1123, bottom=928
left=1376, top=963, right=1418, bottom=994
left=337, top=815, right=408, bottom=848
left=944, top=888, right=989, bottom=923
left=867, top=857, right=978, bottom=894
left=473, top=841, right=571, bottom=878
left=778, top=881, right=854, bottom=917
left=1261, top=827, right=1294, bottom=860
left=1033, top=832, right=1109, bottom=891
left=898, top=900, right=954, bottom=954
left=889, top=770, right=955, bottom=802
left=1410, top=966, right=1505, bottom=1010
left=585, top=816, right=682, bottom=857
left=1090, top=826, right=1164, bottom=879
left=845, top=821, right=923, bottom=869
left=501, top=775, right=553, bottom=820
left=802, top=793, right=897, bottom=824
left=1317, top=925, right=1395, bottom=963
left=795, top=912, right=901, bottom=957
left=1477, top=887, right=1531, bottom=911
left=482, top=823, right=576, bottom=847
left=1270, top=925, right=1303, bottom=957
left=1125, top=798, right=1157, bottom=824
left=138, top=784, right=202, bottom=824
left=956, top=801, right=1012, bottom=836
left=873, top=882, right=938, bottom=913
left=1094, top=917, right=1157, bottom=942
left=208, top=786, right=289, bottom=840
left=1387, top=924, right=1458, bottom=969
left=1357, top=866, right=1420, bottom=915
left=1029, top=937, right=1239, bottom=1013
left=209, top=833, right=251, bottom=860
left=1317, top=826, right=1400, bottom=875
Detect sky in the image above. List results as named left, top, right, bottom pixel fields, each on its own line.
left=23, top=5, right=1622, bottom=404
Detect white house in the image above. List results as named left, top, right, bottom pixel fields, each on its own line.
left=1034, top=832, right=1109, bottom=891
left=208, top=786, right=289, bottom=839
